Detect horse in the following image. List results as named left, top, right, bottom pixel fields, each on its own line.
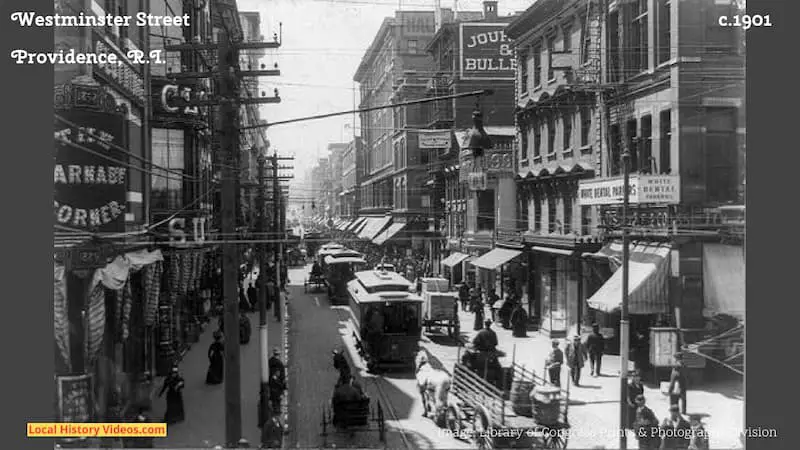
left=414, top=350, right=451, bottom=427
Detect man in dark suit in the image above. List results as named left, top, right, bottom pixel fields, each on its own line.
left=659, top=404, right=691, bottom=449
left=586, top=323, right=605, bottom=377
left=668, top=353, right=688, bottom=414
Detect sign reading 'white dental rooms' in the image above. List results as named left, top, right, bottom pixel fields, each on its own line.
left=578, top=175, right=681, bottom=206
left=54, top=110, right=127, bottom=232
left=459, top=23, right=516, bottom=80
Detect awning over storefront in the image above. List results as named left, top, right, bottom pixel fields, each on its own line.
left=702, top=244, right=745, bottom=321
left=441, top=252, right=470, bottom=267
left=372, top=222, right=406, bottom=245
left=353, top=217, right=370, bottom=234
left=338, top=220, right=352, bottom=231
left=359, top=216, right=392, bottom=240
left=347, top=217, right=367, bottom=232
left=532, top=246, right=576, bottom=257
left=470, top=248, right=523, bottom=270
left=586, top=241, right=671, bottom=314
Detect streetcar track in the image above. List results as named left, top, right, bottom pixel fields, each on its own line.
left=332, top=306, right=413, bottom=450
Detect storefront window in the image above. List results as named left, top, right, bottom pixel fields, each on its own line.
left=540, top=255, right=568, bottom=334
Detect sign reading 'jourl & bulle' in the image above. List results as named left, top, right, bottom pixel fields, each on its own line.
left=459, top=23, right=516, bottom=80
left=578, top=175, right=681, bottom=206
left=54, top=110, right=127, bottom=232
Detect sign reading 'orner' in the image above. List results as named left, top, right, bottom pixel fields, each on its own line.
left=459, top=23, right=515, bottom=80
left=578, top=175, right=680, bottom=206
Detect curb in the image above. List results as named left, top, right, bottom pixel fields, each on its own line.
left=280, top=290, right=291, bottom=449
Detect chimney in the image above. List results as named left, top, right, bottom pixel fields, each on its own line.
left=483, top=0, right=498, bottom=20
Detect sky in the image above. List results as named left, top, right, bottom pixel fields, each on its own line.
left=237, top=0, right=535, bottom=188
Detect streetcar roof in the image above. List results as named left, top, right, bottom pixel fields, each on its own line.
left=323, top=256, right=367, bottom=265
left=347, top=280, right=423, bottom=304
left=327, top=248, right=363, bottom=258
left=353, top=270, right=413, bottom=288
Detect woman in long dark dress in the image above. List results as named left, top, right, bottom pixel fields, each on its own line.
left=159, top=365, right=185, bottom=424
left=471, top=291, right=485, bottom=331
left=510, top=303, right=528, bottom=337
left=206, top=331, right=224, bottom=385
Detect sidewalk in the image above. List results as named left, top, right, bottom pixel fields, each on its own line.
left=420, top=308, right=744, bottom=449
left=148, top=268, right=288, bottom=448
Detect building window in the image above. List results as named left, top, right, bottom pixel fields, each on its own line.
left=520, top=123, right=529, bottom=161
left=608, top=12, right=620, bottom=82
left=534, top=196, right=542, bottom=231
left=533, top=121, right=541, bottom=157
left=562, top=112, right=572, bottom=151
left=408, top=40, right=418, bottom=54
left=627, top=119, right=638, bottom=173
left=581, top=205, right=591, bottom=236
left=580, top=107, right=591, bottom=147
left=640, top=115, right=653, bottom=173
left=629, top=0, right=649, bottom=75
left=547, top=116, right=556, bottom=155
left=581, top=24, right=591, bottom=64
left=151, top=128, right=185, bottom=211
left=533, top=45, right=542, bottom=87
left=563, top=195, right=572, bottom=234
left=657, top=0, right=671, bottom=64
left=706, top=1, right=738, bottom=53
left=610, top=124, right=621, bottom=176
left=520, top=47, right=529, bottom=93
left=547, top=196, right=557, bottom=233
left=562, top=25, right=572, bottom=52
left=705, top=108, right=739, bottom=203
left=659, top=109, right=672, bottom=174
left=477, top=189, right=495, bottom=231
left=547, top=36, right=556, bottom=81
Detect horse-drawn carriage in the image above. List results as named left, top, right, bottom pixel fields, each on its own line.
left=416, top=346, right=571, bottom=449
left=320, top=349, right=385, bottom=446
left=419, top=277, right=460, bottom=338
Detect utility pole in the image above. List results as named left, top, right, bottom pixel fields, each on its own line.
left=257, top=154, right=269, bottom=441
left=165, top=24, right=283, bottom=447
left=217, top=32, right=243, bottom=447
left=619, top=140, right=631, bottom=450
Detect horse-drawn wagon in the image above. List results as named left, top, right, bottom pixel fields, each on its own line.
left=419, top=346, right=571, bottom=449
left=419, top=277, right=460, bottom=338
left=320, top=349, right=385, bottom=446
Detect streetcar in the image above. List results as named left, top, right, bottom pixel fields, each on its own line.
left=324, top=254, right=367, bottom=305
left=317, top=243, right=345, bottom=265
left=346, top=269, right=423, bottom=372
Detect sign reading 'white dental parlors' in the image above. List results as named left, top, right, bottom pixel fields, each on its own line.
left=459, top=23, right=516, bottom=80
left=54, top=110, right=127, bottom=232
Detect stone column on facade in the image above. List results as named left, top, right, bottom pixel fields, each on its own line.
left=496, top=175, right=518, bottom=231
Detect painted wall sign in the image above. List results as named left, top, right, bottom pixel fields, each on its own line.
left=54, top=109, right=127, bottom=233
left=418, top=130, right=452, bottom=149
left=578, top=175, right=681, bottom=206
left=168, top=217, right=211, bottom=246
left=57, top=374, right=94, bottom=422
left=459, top=23, right=516, bottom=80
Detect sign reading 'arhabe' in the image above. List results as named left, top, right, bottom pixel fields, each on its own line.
left=578, top=175, right=681, bottom=206
left=460, top=23, right=516, bottom=80
left=54, top=110, right=127, bottom=232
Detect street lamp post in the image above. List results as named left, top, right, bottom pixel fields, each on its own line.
left=619, top=147, right=632, bottom=450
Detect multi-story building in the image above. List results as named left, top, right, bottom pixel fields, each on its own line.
left=311, top=157, right=333, bottom=221
left=509, top=0, right=745, bottom=372
left=353, top=11, right=436, bottom=245
left=422, top=2, right=519, bottom=285
left=508, top=0, right=605, bottom=337
left=341, top=138, right=363, bottom=219
left=328, top=143, right=348, bottom=218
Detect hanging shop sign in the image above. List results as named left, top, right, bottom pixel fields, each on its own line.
left=468, top=172, right=487, bottom=191
left=152, top=78, right=209, bottom=121
left=92, top=31, right=145, bottom=107
left=459, top=23, right=516, bottom=81
left=168, top=216, right=212, bottom=246
left=418, top=130, right=452, bottom=149
left=578, top=175, right=680, bottom=206
left=56, top=374, right=94, bottom=422
left=599, top=205, right=725, bottom=234
left=54, top=109, right=127, bottom=233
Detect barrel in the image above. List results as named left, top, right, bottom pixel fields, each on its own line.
left=510, top=380, right=535, bottom=417
left=531, top=386, right=562, bottom=426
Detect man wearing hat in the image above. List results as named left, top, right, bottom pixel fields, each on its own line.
left=544, top=340, right=564, bottom=387
left=565, top=334, right=588, bottom=386
left=687, top=414, right=709, bottom=450
left=586, top=323, right=605, bottom=377
left=472, top=319, right=498, bottom=353
left=668, top=353, right=688, bottom=414
left=659, top=404, right=691, bottom=449
left=633, top=395, right=660, bottom=449
left=268, top=347, right=286, bottom=387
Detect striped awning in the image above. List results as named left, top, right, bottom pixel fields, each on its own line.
left=360, top=216, right=392, bottom=240
left=586, top=241, right=672, bottom=314
left=353, top=217, right=371, bottom=235
left=372, top=222, right=406, bottom=245
left=347, top=217, right=367, bottom=232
